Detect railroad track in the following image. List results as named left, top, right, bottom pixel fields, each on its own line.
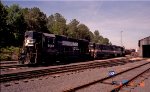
left=0, top=58, right=141, bottom=83
left=0, top=58, right=123, bottom=70
left=0, top=61, right=18, bottom=65
left=64, top=61, right=150, bottom=92
left=111, top=67, right=150, bottom=92
left=0, top=56, right=142, bottom=70
left=0, top=64, right=30, bottom=69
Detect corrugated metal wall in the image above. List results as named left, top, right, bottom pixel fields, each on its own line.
left=139, top=36, right=150, bottom=57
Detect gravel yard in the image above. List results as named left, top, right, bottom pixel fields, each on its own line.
left=0, top=57, right=127, bottom=74
left=1, top=59, right=150, bottom=92
left=77, top=61, right=150, bottom=92
left=0, top=57, right=143, bottom=75
left=130, top=77, right=150, bottom=92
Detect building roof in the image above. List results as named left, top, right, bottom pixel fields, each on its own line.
left=139, top=36, right=150, bottom=41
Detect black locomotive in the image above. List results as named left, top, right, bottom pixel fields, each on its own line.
left=19, top=31, right=125, bottom=64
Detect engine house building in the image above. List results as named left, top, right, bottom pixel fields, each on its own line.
left=138, top=36, right=150, bottom=57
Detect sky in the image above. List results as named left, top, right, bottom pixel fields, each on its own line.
left=2, top=0, right=150, bottom=49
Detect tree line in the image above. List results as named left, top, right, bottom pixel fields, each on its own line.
left=0, top=2, right=111, bottom=48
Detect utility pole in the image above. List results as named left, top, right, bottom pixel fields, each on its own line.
left=121, top=31, right=123, bottom=46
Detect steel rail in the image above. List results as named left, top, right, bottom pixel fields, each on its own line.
left=0, top=64, right=30, bottom=69
left=1, top=55, right=140, bottom=71
left=111, top=67, right=150, bottom=92
left=64, top=61, right=150, bottom=92
left=0, top=58, right=135, bottom=83
left=0, top=57, right=132, bottom=70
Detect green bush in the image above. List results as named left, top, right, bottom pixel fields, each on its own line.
left=0, top=46, right=20, bottom=61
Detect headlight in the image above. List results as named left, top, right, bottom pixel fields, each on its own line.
left=25, top=39, right=35, bottom=46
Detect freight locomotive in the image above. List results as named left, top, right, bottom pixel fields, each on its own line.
left=19, top=31, right=125, bottom=64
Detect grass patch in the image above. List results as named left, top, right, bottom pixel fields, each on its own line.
left=0, top=46, right=20, bottom=61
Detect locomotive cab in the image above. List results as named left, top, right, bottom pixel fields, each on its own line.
left=42, top=33, right=56, bottom=63
left=43, top=33, right=55, bottom=49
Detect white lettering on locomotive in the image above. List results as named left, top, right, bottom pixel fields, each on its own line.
left=62, top=41, right=78, bottom=46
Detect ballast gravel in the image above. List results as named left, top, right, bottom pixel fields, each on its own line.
left=1, top=59, right=150, bottom=92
